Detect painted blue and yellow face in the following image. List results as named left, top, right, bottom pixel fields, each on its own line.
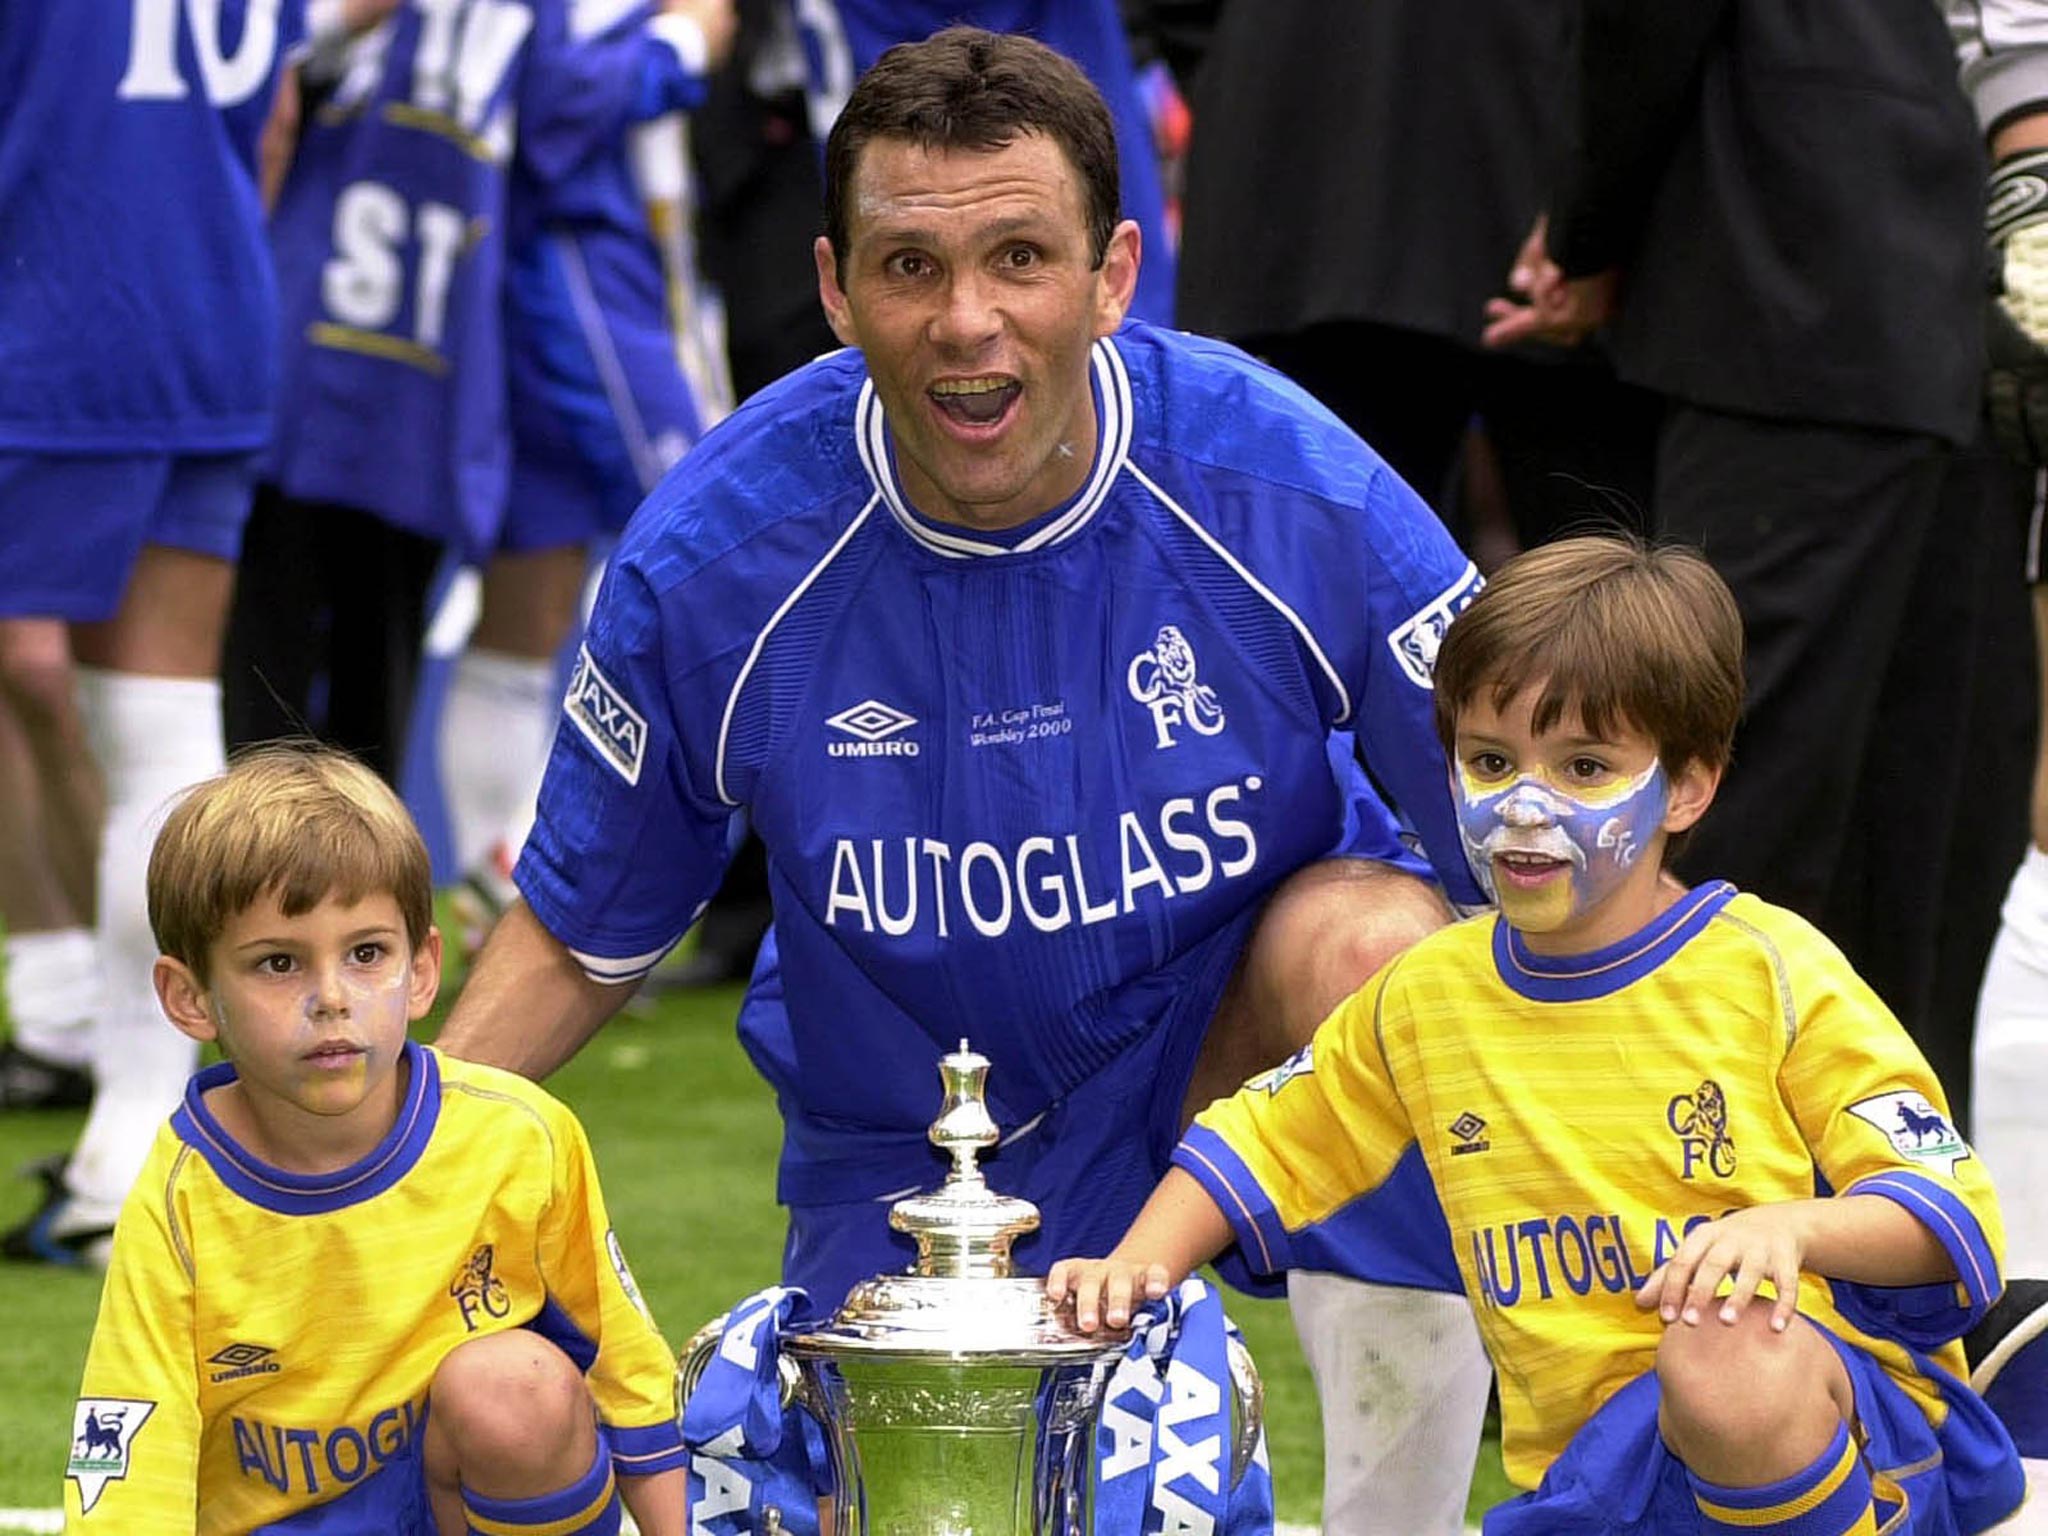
left=1452, top=685, right=1689, bottom=953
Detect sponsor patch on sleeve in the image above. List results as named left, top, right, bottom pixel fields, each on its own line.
left=68, top=1397, right=155, bottom=1515
left=1386, top=561, right=1484, bottom=688
left=1247, top=1043, right=1314, bottom=1096
left=1847, top=1091, right=1973, bottom=1176
left=565, top=645, right=648, bottom=787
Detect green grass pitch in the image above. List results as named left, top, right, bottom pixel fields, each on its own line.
left=0, top=968, right=1514, bottom=1526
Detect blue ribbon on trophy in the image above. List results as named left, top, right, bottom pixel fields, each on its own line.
left=680, top=1277, right=1273, bottom=1535
left=1095, top=1276, right=1274, bottom=1536
left=681, top=1286, right=826, bottom=1536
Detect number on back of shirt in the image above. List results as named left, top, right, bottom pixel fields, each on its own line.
left=322, top=183, right=470, bottom=355
left=119, top=0, right=284, bottom=108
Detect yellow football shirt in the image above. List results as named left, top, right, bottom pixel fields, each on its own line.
left=1182, top=884, right=2005, bottom=1489
left=65, top=1043, right=683, bottom=1533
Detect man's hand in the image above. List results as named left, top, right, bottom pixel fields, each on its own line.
left=1635, top=1204, right=1813, bottom=1334
left=661, top=0, right=736, bottom=69
left=1045, top=1255, right=1173, bottom=1332
left=1986, top=146, right=2048, bottom=464
left=1481, top=216, right=1620, bottom=350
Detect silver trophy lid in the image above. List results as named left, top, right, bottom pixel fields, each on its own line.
left=786, top=1042, right=1128, bottom=1361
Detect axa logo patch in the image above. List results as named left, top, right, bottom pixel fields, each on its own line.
left=565, top=645, right=647, bottom=785
left=825, top=699, right=920, bottom=758
left=1848, top=1091, right=1972, bottom=1176
left=207, top=1342, right=281, bottom=1383
left=1248, top=1043, right=1312, bottom=1096
left=69, top=1398, right=154, bottom=1514
left=1667, top=1079, right=1737, bottom=1180
left=1127, top=623, right=1225, bottom=749
left=1387, top=563, right=1484, bottom=688
left=450, top=1243, right=512, bottom=1332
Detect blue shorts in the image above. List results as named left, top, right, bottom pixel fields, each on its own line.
left=1485, top=1325, right=2025, bottom=1535
left=778, top=905, right=1248, bottom=1319
left=0, top=451, right=256, bottom=620
left=502, top=227, right=716, bottom=554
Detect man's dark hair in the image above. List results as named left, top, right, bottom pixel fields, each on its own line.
left=823, top=27, right=1121, bottom=269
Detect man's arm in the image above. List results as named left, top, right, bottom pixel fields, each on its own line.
left=435, top=901, right=637, bottom=1079
left=1482, top=0, right=1730, bottom=349
left=1545, top=0, right=1732, bottom=278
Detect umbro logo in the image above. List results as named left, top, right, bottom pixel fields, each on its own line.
left=826, top=699, right=921, bottom=758
left=1449, top=1112, right=1490, bottom=1155
left=207, top=1342, right=281, bottom=1383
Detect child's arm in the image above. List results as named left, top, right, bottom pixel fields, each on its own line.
left=1046, top=1167, right=1235, bottom=1331
left=617, top=1468, right=686, bottom=1536
left=1637, top=1193, right=1954, bottom=1334
left=531, top=1099, right=690, bottom=1517
left=63, top=1185, right=202, bottom=1533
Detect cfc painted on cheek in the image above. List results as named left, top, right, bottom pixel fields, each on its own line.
left=1457, top=761, right=1669, bottom=932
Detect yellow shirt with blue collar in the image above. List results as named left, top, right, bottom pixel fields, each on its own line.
left=64, top=1042, right=683, bottom=1534
left=1180, top=882, right=2008, bottom=1491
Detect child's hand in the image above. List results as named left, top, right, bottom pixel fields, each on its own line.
left=1045, top=1256, right=1171, bottom=1332
left=1635, top=1206, right=1811, bottom=1333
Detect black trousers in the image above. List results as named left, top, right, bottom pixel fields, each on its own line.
left=1252, top=320, right=1662, bottom=549
left=221, top=486, right=444, bottom=787
left=1657, top=407, right=2034, bottom=1126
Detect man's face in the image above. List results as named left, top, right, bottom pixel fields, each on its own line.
left=816, top=132, right=1140, bottom=532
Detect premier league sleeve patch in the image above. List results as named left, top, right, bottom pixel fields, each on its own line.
left=68, top=1398, right=154, bottom=1514
left=565, top=645, right=648, bottom=786
left=1385, top=562, right=1484, bottom=688
left=1847, top=1091, right=1974, bottom=1177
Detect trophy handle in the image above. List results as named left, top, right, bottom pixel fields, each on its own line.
left=676, top=1310, right=811, bottom=1417
left=1226, top=1333, right=1266, bottom=1490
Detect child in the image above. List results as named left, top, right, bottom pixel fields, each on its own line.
left=1049, top=536, right=2027, bottom=1534
left=63, top=745, right=684, bottom=1536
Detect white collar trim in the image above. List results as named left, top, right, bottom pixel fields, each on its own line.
left=854, top=336, right=1132, bottom=559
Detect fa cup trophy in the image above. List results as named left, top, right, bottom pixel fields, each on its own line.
left=681, top=1041, right=1265, bottom=1535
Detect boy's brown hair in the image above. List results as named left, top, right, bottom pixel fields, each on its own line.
left=1433, top=535, right=1745, bottom=776
left=147, top=743, right=433, bottom=984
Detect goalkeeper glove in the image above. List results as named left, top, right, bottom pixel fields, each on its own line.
left=1987, top=147, right=2048, bottom=465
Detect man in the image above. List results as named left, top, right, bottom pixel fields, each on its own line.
left=441, top=28, right=1492, bottom=1531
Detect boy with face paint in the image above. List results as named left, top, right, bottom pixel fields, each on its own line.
left=1051, top=537, right=2029, bottom=1535
left=62, top=745, right=688, bottom=1536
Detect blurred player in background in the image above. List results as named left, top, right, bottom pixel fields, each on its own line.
left=442, top=0, right=737, bottom=954
left=224, top=0, right=728, bottom=789
left=0, top=0, right=336, bottom=1264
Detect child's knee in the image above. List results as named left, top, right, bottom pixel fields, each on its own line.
left=429, top=1331, right=593, bottom=1468
left=1655, top=1309, right=1846, bottom=1456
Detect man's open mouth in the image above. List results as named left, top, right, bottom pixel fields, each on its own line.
left=929, top=377, right=1021, bottom=425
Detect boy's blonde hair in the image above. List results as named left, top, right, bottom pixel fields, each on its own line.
left=1433, top=535, right=1745, bottom=776
left=147, top=743, right=433, bottom=983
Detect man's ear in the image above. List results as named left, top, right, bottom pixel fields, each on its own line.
left=407, top=927, right=443, bottom=1024
left=1091, top=218, right=1142, bottom=337
left=815, top=235, right=859, bottom=349
left=1662, top=757, right=1723, bottom=837
left=154, top=957, right=220, bottom=1047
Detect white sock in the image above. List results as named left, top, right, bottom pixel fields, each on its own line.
left=439, top=647, right=556, bottom=876
left=4, top=926, right=98, bottom=1066
left=63, top=668, right=220, bottom=1217
left=1288, top=1272, right=1492, bottom=1536
left=1975, top=842, right=2048, bottom=1276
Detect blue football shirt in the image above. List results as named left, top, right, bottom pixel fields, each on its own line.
left=518, top=322, right=1484, bottom=1206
